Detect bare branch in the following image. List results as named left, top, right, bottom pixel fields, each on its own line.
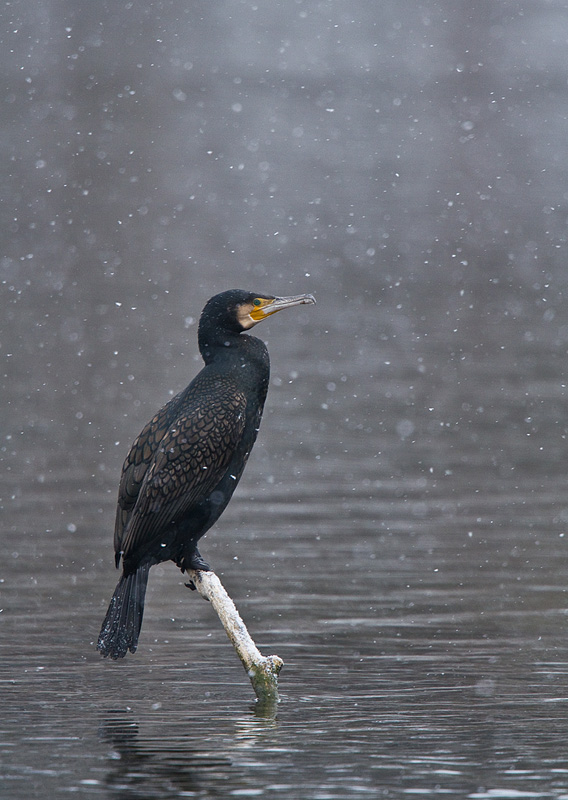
left=187, top=569, right=283, bottom=704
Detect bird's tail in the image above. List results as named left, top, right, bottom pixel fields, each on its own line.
left=97, top=564, right=150, bottom=659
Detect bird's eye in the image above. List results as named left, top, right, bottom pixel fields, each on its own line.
left=253, top=298, right=262, bottom=307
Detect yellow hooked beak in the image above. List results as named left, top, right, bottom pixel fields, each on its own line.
left=249, top=293, right=316, bottom=322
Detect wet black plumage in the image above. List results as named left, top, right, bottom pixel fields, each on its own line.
left=97, top=289, right=315, bottom=659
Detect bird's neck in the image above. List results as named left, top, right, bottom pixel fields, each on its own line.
left=199, top=326, right=266, bottom=364
left=199, top=329, right=269, bottom=393
left=198, top=322, right=240, bottom=363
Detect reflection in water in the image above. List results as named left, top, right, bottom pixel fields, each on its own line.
left=100, top=706, right=279, bottom=799
left=92, top=653, right=568, bottom=800
left=101, top=710, right=228, bottom=798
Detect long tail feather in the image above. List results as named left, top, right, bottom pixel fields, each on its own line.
left=97, top=564, right=150, bottom=659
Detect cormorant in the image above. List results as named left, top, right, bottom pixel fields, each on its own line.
left=97, top=289, right=316, bottom=659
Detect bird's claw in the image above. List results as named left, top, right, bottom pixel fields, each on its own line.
left=187, top=550, right=211, bottom=572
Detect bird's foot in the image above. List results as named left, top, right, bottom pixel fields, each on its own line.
left=184, top=551, right=211, bottom=597
left=181, top=549, right=210, bottom=587
left=186, top=549, right=211, bottom=572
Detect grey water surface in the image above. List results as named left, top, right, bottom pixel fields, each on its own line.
left=3, top=2, right=568, bottom=799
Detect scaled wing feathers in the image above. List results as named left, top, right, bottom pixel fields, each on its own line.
left=114, top=380, right=247, bottom=562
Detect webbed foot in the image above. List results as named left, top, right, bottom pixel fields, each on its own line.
left=186, top=548, right=211, bottom=572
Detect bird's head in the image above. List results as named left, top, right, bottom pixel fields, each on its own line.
left=235, top=292, right=316, bottom=330
left=200, top=289, right=316, bottom=334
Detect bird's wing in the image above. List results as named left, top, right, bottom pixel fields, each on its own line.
left=117, top=384, right=248, bottom=562
left=114, top=391, right=184, bottom=556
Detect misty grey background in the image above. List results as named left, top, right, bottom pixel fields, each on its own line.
left=3, top=2, right=568, bottom=799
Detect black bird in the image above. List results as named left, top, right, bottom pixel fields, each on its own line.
left=97, top=289, right=316, bottom=659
